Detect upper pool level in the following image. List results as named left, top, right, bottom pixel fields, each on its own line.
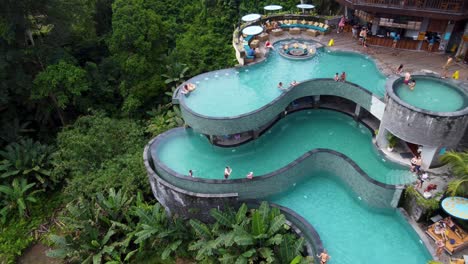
left=177, top=44, right=386, bottom=118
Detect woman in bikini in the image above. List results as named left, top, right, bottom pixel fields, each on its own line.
left=317, top=249, right=330, bottom=264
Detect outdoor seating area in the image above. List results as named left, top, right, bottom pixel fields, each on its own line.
left=426, top=220, right=468, bottom=255
left=265, top=19, right=330, bottom=33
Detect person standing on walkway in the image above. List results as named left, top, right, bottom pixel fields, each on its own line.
left=442, top=56, right=453, bottom=78
left=337, top=15, right=345, bottom=33
left=392, top=33, right=400, bottom=49
left=359, top=28, right=367, bottom=47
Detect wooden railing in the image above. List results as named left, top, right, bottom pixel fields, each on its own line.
left=352, top=0, right=466, bottom=13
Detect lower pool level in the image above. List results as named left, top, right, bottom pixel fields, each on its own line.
left=268, top=171, right=431, bottom=264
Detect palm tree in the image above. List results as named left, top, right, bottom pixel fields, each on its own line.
left=0, top=178, right=41, bottom=220
left=441, top=151, right=468, bottom=196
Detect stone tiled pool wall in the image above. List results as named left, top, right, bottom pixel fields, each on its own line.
left=147, top=130, right=399, bottom=208
left=382, top=75, right=468, bottom=148
left=179, top=79, right=385, bottom=135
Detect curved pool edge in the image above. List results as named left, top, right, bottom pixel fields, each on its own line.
left=144, top=141, right=323, bottom=260
left=178, top=78, right=386, bottom=135
left=386, top=73, right=468, bottom=117
left=397, top=208, right=437, bottom=259
left=146, top=126, right=408, bottom=199
left=144, top=134, right=432, bottom=262
left=381, top=73, right=468, bottom=148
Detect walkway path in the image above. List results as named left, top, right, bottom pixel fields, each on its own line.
left=254, top=30, right=468, bottom=81
left=317, top=31, right=468, bottom=80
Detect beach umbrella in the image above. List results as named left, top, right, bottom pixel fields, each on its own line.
left=441, top=196, right=468, bottom=220
left=296, top=4, right=315, bottom=14
left=241, top=14, right=261, bottom=23
left=242, top=26, right=263, bottom=36
left=264, top=5, right=283, bottom=13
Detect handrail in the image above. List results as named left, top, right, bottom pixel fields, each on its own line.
left=351, top=0, right=467, bottom=13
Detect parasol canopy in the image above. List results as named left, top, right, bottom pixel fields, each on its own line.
left=241, top=14, right=261, bottom=22
left=242, top=26, right=263, bottom=36
left=264, top=5, right=283, bottom=11
left=442, top=196, right=468, bottom=220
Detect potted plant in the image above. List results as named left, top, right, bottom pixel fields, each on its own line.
left=386, top=133, right=398, bottom=152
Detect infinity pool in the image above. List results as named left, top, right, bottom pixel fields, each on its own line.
left=395, top=78, right=467, bottom=112
left=183, top=43, right=386, bottom=117
left=268, top=172, right=431, bottom=264
left=154, top=109, right=414, bottom=185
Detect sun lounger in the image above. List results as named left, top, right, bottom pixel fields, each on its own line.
left=426, top=223, right=468, bottom=255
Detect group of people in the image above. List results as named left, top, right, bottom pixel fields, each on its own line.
left=334, top=72, right=346, bottom=82
left=434, top=217, right=465, bottom=258
left=224, top=166, right=254, bottom=180
left=278, top=80, right=300, bottom=90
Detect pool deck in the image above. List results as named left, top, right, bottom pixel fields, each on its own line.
left=250, top=30, right=468, bottom=81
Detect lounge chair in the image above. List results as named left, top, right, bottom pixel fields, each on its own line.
left=426, top=222, right=468, bottom=255
left=449, top=257, right=464, bottom=264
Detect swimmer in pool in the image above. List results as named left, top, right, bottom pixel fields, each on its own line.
left=408, top=79, right=416, bottom=90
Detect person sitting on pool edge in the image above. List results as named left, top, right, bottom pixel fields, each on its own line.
left=339, top=71, right=346, bottom=82
left=334, top=73, right=339, bottom=82
left=404, top=72, right=411, bottom=85
left=181, top=83, right=196, bottom=96
left=246, top=171, right=254, bottom=179
left=265, top=41, right=274, bottom=49
left=290, top=80, right=299, bottom=86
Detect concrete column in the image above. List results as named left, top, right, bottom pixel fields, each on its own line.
left=419, top=145, right=440, bottom=169
left=354, top=104, right=362, bottom=120
left=313, top=95, right=320, bottom=108
left=417, top=18, right=430, bottom=50
left=439, top=21, right=455, bottom=52
left=376, top=125, right=389, bottom=148
left=455, top=22, right=468, bottom=57
left=371, top=17, right=380, bottom=35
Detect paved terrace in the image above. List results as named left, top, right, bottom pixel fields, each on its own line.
left=237, top=29, right=468, bottom=262
left=245, top=30, right=468, bottom=81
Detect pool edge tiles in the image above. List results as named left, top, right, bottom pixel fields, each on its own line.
left=150, top=110, right=415, bottom=198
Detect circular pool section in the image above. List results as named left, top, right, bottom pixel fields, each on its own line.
left=394, top=76, right=468, bottom=112
left=276, top=39, right=317, bottom=60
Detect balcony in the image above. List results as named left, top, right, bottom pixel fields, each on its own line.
left=337, top=0, right=468, bottom=19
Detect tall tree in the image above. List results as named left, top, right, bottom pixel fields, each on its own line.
left=109, top=0, right=169, bottom=114
left=32, top=61, right=89, bottom=125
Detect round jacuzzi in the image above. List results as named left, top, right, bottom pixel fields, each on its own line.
left=380, top=74, right=468, bottom=147
left=275, top=39, right=318, bottom=60
left=394, top=76, right=468, bottom=112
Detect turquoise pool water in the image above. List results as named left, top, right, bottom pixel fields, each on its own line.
left=268, top=172, right=431, bottom=264
left=395, top=78, right=467, bottom=112
left=154, top=109, right=414, bottom=185
left=183, top=44, right=386, bottom=117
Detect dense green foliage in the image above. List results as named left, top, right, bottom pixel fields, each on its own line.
left=0, top=0, right=335, bottom=261
left=48, top=195, right=310, bottom=263
left=441, top=151, right=468, bottom=197
left=189, top=202, right=312, bottom=263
